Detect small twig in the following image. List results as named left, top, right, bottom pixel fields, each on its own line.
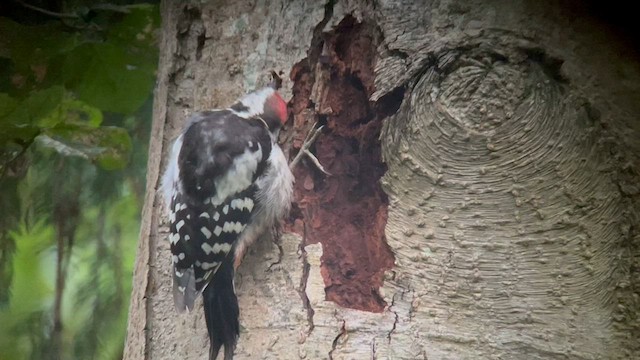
left=289, top=123, right=319, bottom=169
left=14, top=0, right=79, bottom=19
left=289, top=123, right=330, bottom=176
left=15, top=1, right=138, bottom=20
left=89, top=3, right=135, bottom=13
left=303, top=149, right=331, bottom=175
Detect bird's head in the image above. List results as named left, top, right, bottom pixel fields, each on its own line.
left=231, top=88, right=288, bottom=132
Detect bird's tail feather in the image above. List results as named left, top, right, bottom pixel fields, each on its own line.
left=203, top=256, right=239, bottom=360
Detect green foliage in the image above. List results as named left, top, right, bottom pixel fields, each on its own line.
left=0, top=3, right=159, bottom=174
left=0, top=186, right=141, bottom=360
left=39, top=124, right=133, bottom=170
left=63, top=42, right=155, bottom=114
left=0, top=220, right=55, bottom=360
left=0, top=1, right=158, bottom=359
left=0, top=94, right=18, bottom=118
left=0, top=19, right=79, bottom=73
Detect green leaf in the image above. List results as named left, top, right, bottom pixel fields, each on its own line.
left=0, top=219, right=54, bottom=360
left=62, top=43, right=156, bottom=114
left=39, top=97, right=103, bottom=128
left=0, top=93, right=18, bottom=118
left=0, top=125, right=39, bottom=148
left=108, top=5, right=160, bottom=49
left=37, top=125, right=132, bottom=170
left=0, top=18, right=79, bottom=71
left=2, top=220, right=54, bottom=316
left=0, top=87, right=63, bottom=150
left=0, top=90, right=105, bottom=166
left=58, top=5, right=159, bottom=115
left=93, top=126, right=133, bottom=170
left=2, top=86, right=65, bottom=126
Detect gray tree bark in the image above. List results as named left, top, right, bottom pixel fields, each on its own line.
left=124, top=0, right=640, bottom=359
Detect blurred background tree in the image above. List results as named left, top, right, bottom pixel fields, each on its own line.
left=0, top=1, right=159, bottom=359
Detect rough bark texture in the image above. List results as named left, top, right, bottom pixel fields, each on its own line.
left=125, top=0, right=640, bottom=359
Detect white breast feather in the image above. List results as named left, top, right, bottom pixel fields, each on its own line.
left=160, top=134, right=183, bottom=211
left=234, top=143, right=294, bottom=259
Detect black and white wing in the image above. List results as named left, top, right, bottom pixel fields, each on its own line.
left=160, top=110, right=272, bottom=312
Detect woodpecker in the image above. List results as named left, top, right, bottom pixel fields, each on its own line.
left=160, top=87, right=294, bottom=360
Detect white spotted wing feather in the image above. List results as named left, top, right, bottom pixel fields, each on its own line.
left=161, top=109, right=278, bottom=313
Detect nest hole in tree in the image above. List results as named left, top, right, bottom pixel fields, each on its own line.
left=286, top=16, right=402, bottom=312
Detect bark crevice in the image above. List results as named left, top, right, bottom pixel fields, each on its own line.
left=297, top=225, right=315, bottom=335
left=328, top=319, right=346, bottom=360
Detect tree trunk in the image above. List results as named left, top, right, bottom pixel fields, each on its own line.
left=124, top=1, right=640, bottom=359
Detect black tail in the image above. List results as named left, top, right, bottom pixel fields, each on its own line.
left=203, top=256, right=239, bottom=360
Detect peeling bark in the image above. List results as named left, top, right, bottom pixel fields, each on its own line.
left=289, top=15, right=395, bottom=313
left=125, top=1, right=639, bottom=359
